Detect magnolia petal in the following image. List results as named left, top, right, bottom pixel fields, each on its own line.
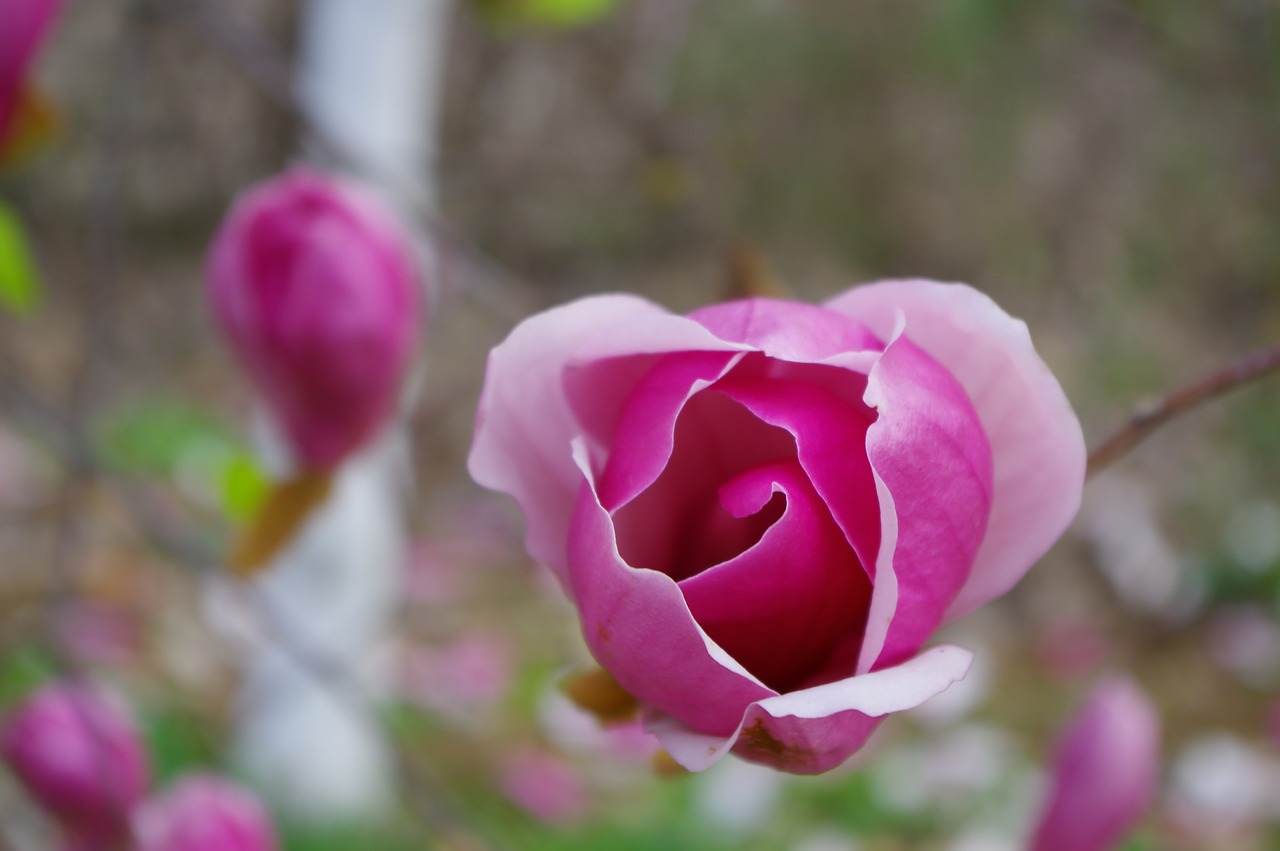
left=0, top=0, right=59, bottom=144
left=690, top=298, right=882, bottom=361
left=827, top=280, right=1085, bottom=621
left=650, top=645, right=973, bottom=774
left=714, top=373, right=879, bottom=579
left=1030, top=676, right=1160, bottom=851
left=679, top=461, right=872, bottom=694
left=468, top=295, right=743, bottom=584
left=858, top=326, right=993, bottom=671
left=206, top=169, right=421, bottom=470
left=594, top=351, right=743, bottom=513
left=567, top=441, right=774, bottom=735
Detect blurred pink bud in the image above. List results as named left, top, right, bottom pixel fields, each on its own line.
left=0, top=681, right=149, bottom=837
left=206, top=167, right=423, bottom=469
left=0, top=0, right=58, bottom=141
left=133, top=774, right=278, bottom=851
left=500, top=749, right=589, bottom=824
left=401, top=634, right=512, bottom=715
left=1030, top=676, right=1161, bottom=851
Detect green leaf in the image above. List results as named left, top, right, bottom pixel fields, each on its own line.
left=95, top=400, right=267, bottom=522
left=475, top=0, right=622, bottom=30
left=219, top=450, right=270, bottom=522
left=142, top=703, right=221, bottom=783
left=0, top=646, right=57, bottom=702
left=523, top=0, right=621, bottom=26
left=0, top=200, right=42, bottom=315
left=96, top=402, right=232, bottom=475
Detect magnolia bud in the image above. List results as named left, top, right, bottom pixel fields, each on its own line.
left=0, top=0, right=59, bottom=141
left=0, top=681, right=149, bottom=836
left=133, top=774, right=278, bottom=851
left=206, top=167, right=423, bottom=470
left=1030, top=676, right=1161, bottom=851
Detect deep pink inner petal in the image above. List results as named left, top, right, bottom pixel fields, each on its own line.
left=714, top=364, right=880, bottom=579
left=679, top=462, right=872, bottom=694
left=611, top=390, right=795, bottom=581
left=602, top=348, right=883, bottom=693
left=583, top=351, right=742, bottom=511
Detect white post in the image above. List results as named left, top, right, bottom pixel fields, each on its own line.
left=230, top=0, right=453, bottom=821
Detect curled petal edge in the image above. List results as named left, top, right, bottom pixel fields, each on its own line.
left=468, top=294, right=748, bottom=586
left=826, top=280, right=1085, bottom=621
left=647, top=644, right=974, bottom=774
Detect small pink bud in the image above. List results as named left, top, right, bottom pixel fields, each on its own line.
left=0, top=0, right=59, bottom=141
left=133, top=774, right=278, bottom=851
left=206, top=167, right=423, bottom=470
left=1030, top=676, right=1161, bottom=851
left=0, top=681, right=149, bottom=837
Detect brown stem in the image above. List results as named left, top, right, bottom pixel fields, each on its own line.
left=1086, top=341, right=1280, bottom=476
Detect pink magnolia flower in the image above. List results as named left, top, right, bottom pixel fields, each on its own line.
left=0, top=681, right=149, bottom=837
left=0, top=0, right=58, bottom=143
left=1030, top=676, right=1160, bottom=851
left=206, top=167, right=422, bottom=470
left=469, top=281, right=1085, bottom=774
left=133, top=774, right=278, bottom=851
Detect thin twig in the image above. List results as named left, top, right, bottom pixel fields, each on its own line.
left=108, top=479, right=499, bottom=848
left=1087, top=341, right=1280, bottom=476
left=37, top=2, right=153, bottom=839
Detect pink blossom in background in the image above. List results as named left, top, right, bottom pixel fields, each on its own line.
left=499, top=749, right=590, bottom=824
left=1035, top=619, right=1111, bottom=682
left=0, top=0, right=58, bottom=142
left=404, top=539, right=464, bottom=605
left=0, top=681, right=149, bottom=838
left=400, top=634, right=513, bottom=716
left=470, top=281, right=1085, bottom=774
left=1206, top=606, right=1280, bottom=687
left=1030, top=676, right=1160, bottom=851
left=600, top=719, right=662, bottom=762
left=55, top=602, right=143, bottom=669
left=206, top=167, right=422, bottom=470
left=538, top=689, right=660, bottom=763
left=133, top=774, right=278, bottom=851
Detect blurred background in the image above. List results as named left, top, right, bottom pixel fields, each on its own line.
left=2, top=0, right=1280, bottom=848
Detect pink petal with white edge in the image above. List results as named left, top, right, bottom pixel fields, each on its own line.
left=1030, top=676, right=1160, bottom=851
left=857, top=325, right=993, bottom=672
left=468, top=295, right=745, bottom=584
left=567, top=440, right=774, bottom=736
left=827, top=280, right=1086, bottom=620
left=689, top=298, right=882, bottom=361
left=650, top=645, right=973, bottom=774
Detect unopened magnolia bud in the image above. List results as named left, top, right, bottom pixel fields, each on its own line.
left=206, top=167, right=423, bottom=470
left=0, top=0, right=59, bottom=142
left=133, top=774, right=278, bottom=851
left=1030, top=676, right=1161, bottom=851
left=0, top=681, right=149, bottom=837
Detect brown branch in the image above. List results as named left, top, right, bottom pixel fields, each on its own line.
left=1087, top=341, right=1280, bottom=476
